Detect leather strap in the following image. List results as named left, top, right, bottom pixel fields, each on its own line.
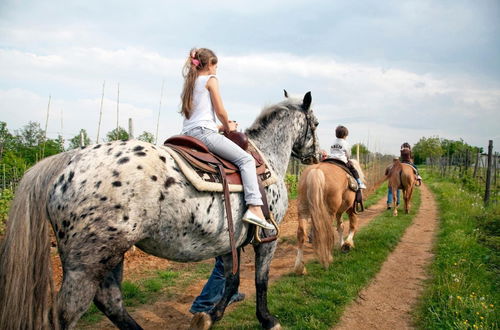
left=216, top=163, right=238, bottom=275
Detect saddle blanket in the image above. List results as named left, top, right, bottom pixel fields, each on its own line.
left=164, top=139, right=277, bottom=193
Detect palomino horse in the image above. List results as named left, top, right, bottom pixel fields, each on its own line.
left=0, top=92, right=319, bottom=330
left=387, top=160, right=417, bottom=216
left=293, top=160, right=365, bottom=275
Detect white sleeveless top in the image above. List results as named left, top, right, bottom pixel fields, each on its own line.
left=181, top=75, right=218, bottom=133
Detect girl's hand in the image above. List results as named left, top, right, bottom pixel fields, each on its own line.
left=228, top=120, right=238, bottom=132
left=320, top=150, right=328, bottom=160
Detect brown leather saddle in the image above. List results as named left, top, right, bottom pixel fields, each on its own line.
left=164, top=134, right=271, bottom=186
left=322, top=158, right=364, bottom=213
left=163, top=132, right=279, bottom=275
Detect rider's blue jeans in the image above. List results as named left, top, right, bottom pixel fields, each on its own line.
left=190, top=257, right=242, bottom=313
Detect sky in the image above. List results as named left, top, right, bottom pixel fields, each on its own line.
left=1, top=0, right=499, bottom=154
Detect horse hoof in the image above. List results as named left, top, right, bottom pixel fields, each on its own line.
left=270, top=323, right=282, bottom=330
left=341, top=244, right=351, bottom=253
left=189, top=312, right=212, bottom=330
left=294, top=264, right=307, bottom=275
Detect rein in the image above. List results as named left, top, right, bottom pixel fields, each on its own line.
left=291, top=112, right=317, bottom=163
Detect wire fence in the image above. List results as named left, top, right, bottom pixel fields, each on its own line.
left=427, top=144, right=498, bottom=205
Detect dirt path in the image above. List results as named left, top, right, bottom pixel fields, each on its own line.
left=334, top=183, right=437, bottom=330
left=83, top=195, right=389, bottom=329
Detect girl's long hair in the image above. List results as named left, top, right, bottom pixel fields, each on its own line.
left=181, top=48, right=218, bottom=119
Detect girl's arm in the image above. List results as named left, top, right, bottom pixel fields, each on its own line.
left=206, top=77, right=231, bottom=133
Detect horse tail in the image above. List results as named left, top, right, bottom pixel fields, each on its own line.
left=306, top=168, right=334, bottom=269
left=0, top=151, right=73, bottom=330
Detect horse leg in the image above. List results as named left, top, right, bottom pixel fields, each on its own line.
left=342, top=208, right=358, bottom=252
left=335, top=212, right=345, bottom=248
left=254, top=241, right=281, bottom=329
left=294, top=217, right=308, bottom=275
left=57, top=268, right=99, bottom=329
left=392, top=186, right=399, bottom=216
left=93, top=260, right=142, bottom=330
left=405, top=186, right=414, bottom=214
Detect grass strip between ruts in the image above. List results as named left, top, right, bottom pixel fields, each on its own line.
left=216, top=184, right=421, bottom=329
left=415, top=170, right=499, bottom=329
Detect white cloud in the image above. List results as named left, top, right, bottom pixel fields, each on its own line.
left=1, top=47, right=499, bottom=154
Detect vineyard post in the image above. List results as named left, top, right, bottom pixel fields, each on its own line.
left=96, top=80, right=105, bottom=143
left=473, top=152, right=479, bottom=178
left=128, top=118, right=134, bottom=139
left=80, top=130, right=84, bottom=148
left=484, top=140, right=493, bottom=205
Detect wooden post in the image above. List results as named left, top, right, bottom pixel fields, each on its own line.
left=128, top=118, right=134, bottom=139
left=80, top=130, right=84, bottom=147
left=155, top=80, right=164, bottom=145
left=473, top=152, right=480, bottom=178
left=41, top=95, right=51, bottom=159
left=116, top=83, right=120, bottom=140
left=356, top=143, right=360, bottom=163
left=484, top=140, right=493, bottom=205
left=97, top=80, right=105, bottom=143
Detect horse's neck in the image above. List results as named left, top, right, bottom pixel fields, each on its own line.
left=249, top=114, right=300, bottom=179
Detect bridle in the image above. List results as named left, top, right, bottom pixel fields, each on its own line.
left=291, top=111, right=318, bottom=163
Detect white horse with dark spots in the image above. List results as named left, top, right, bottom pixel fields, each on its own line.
left=0, top=92, right=319, bottom=330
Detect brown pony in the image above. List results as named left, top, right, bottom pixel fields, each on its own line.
left=387, top=160, right=417, bottom=216
left=293, top=160, right=365, bottom=275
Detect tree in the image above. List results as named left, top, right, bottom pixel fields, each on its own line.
left=106, top=127, right=129, bottom=142
left=137, top=131, right=155, bottom=144
left=351, top=143, right=369, bottom=159
left=69, top=129, right=92, bottom=149
left=0, top=122, right=14, bottom=161
left=413, top=136, right=443, bottom=164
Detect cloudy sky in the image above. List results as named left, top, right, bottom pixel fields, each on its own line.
left=1, top=0, right=499, bottom=154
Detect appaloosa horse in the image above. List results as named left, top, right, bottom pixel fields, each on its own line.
left=0, top=92, right=319, bottom=330
left=293, top=160, right=365, bottom=275
left=387, top=160, right=417, bottom=216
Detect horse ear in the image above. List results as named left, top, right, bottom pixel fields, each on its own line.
left=302, top=91, right=312, bottom=111
left=284, top=89, right=288, bottom=98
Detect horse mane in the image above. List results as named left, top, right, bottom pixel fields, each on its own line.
left=246, top=99, right=303, bottom=138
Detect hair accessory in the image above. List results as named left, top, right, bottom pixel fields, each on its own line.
left=191, top=58, right=200, bottom=67
left=190, top=49, right=200, bottom=67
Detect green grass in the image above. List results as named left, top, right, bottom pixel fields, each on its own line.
left=79, top=262, right=213, bottom=325
left=415, top=170, right=499, bottom=330
left=216, top=186, right=421, bottom=329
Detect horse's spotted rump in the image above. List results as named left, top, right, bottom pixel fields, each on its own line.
left=117, top=157, right=129, bottom=165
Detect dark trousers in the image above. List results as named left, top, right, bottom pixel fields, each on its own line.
left=346, top=160, right=360, bottom=180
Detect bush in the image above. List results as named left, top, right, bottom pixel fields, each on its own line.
left=285, top=174, right=298, bottom=199
left=0, top=188, right=14, bottom=235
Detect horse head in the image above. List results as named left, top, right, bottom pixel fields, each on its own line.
left=285, top=90, right=320, bottom=165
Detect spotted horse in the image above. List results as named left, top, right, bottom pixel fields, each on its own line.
left=0, top=91, right=319, bottom=330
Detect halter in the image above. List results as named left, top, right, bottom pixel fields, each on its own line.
left=291, top=111, right=318, bottom=163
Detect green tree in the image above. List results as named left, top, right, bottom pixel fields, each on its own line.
left=0, top=122, right=14, bottom=161
left=12, top=121, right=45, bottom=164
left=413, top=136, right=443, bottom=164
left=69, top=129, right=92, bottom=149
left=106, top=127, right=129, bottom=142
left=351, top=143, right=369, bottom=158
left=138, top=131, right=155, bottom=143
